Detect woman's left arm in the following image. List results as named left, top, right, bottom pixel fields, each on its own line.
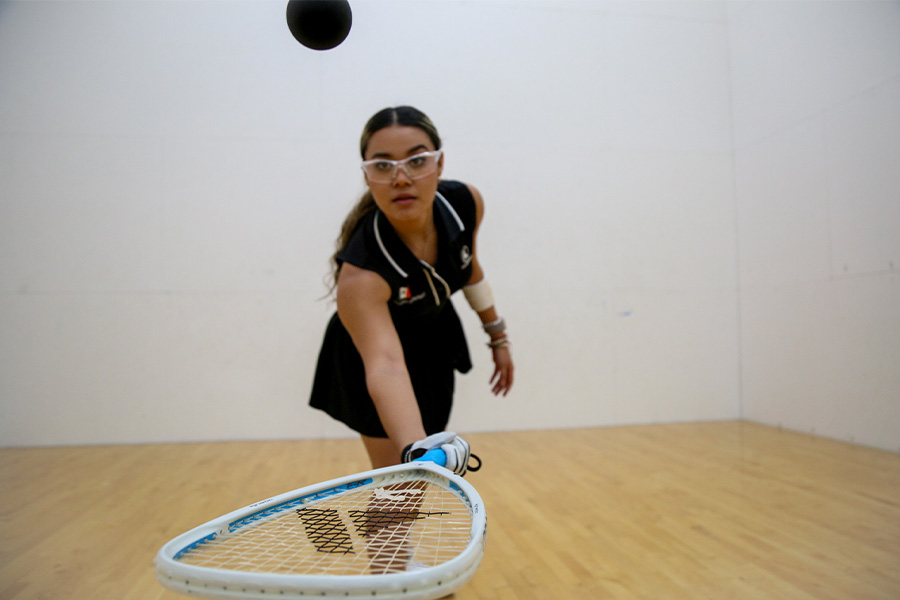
left=463, top=184, right=514, bottom=396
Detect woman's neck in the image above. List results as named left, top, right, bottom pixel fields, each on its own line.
left=393, top=212, right=437, bottom=264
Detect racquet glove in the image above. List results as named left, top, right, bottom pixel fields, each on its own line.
left=402, top=432, right=482, bottom=476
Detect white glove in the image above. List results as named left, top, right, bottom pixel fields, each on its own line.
left=401, top=432, right=481, bottom=476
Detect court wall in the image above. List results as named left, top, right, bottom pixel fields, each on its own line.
left=1, top=1, right=896, bottom=451
left=728, top=1, right=900, bottom=452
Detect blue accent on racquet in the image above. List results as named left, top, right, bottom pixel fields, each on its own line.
left=413, top=448, right=447, bottom=467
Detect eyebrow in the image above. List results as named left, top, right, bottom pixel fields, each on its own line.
left=369, top=144, right=430, bottom=159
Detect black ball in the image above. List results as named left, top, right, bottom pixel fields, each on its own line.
left=286, top=0, right=352, bottom=51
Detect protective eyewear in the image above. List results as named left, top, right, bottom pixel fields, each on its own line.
left=361, top=150, right=442, bottom=183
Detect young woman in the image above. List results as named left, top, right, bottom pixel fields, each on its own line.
left=309, top=106, right=514, bottom=472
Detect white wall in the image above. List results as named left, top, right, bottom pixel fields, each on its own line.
left=4, top=1, right=895, bottom=451
left=729, top=1, right=900, bottom=452
left=0, top=0, right=740, bottom=446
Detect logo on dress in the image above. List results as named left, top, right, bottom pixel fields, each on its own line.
left=396, top=286, right=426, bottom=305
left=460, top=245, right=473, bottom=269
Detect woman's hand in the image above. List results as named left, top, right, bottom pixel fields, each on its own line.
left=464, top=183, right=514, bottom=397
left=489, top=344, right=514, bottom=396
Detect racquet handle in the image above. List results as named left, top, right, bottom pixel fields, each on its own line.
left=413, top=448, right=447, bottom=467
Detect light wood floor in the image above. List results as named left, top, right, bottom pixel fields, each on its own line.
left=1, top=421, right=899, bottom=599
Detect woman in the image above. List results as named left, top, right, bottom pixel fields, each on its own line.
left=310, top=106, right=514, bottom=472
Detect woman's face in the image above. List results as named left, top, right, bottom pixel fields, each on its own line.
left=362, top=125, right=443, bottom=224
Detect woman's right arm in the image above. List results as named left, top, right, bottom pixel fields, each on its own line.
left=335, top=263, right=428, bottom=453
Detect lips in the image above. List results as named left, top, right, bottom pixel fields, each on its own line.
left=393, top=194, right=416, bottom=203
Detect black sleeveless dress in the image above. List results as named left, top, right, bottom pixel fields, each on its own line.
left=309, top=181, right=476, bottom=437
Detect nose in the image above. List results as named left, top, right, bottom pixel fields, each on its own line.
left=392, top=164, right=413, bottom=185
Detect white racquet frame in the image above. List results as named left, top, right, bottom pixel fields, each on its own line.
left=155, top=461, right=486, bottom=600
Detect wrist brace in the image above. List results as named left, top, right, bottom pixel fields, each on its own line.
left=463, top=279, right=494, bottom=313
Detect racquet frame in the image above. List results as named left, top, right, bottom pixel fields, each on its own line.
left=155, top=461, right=486, bottom=600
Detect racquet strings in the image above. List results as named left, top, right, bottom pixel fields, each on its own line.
left=176, top=470, right=473, bottom=576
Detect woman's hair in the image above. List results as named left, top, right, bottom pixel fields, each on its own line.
left=328, top=106, right=442, bottom=292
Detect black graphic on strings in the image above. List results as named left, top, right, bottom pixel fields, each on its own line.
left=296, top=506, right=450, bottom=553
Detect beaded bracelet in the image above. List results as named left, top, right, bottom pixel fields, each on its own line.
left=487, top=335, right=510, bottom=349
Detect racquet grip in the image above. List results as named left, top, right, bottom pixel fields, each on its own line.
left=413, top=448, right=447, bottom=467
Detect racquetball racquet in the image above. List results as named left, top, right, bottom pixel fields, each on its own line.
left=155, top=460, right=486, bottom=599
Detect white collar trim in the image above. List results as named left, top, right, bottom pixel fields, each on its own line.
left=374, top=211, right=408, bottom=278
left=374, top=190, right=465, bottom=279
left=436, top=191, right=465, bottom=233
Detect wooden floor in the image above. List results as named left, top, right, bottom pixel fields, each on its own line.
left=1, top=421, right=899, bottom=599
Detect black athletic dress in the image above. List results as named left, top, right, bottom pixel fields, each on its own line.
left=309, top=180, right=476, bottom=437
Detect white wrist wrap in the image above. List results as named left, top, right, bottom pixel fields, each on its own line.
left=463, top=279, right=494, bottom=312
